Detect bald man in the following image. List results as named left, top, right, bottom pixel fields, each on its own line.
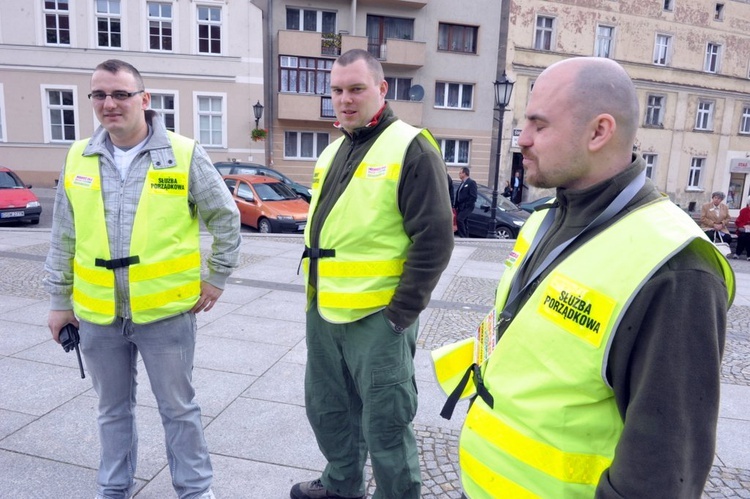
left=434, top=57, right=734, bottom=498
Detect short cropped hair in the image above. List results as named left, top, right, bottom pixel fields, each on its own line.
left=711, top=191, right=725, bottom=200
left=94, top=59, right=145, bottom=90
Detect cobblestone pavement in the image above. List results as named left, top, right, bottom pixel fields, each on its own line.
left=2, top=236, right=748, bottom=497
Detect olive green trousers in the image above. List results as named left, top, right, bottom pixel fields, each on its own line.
left=304, top=305, right=421, bottom=499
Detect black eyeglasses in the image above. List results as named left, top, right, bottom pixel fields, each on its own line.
left=88, top=90, right=144, bottom=101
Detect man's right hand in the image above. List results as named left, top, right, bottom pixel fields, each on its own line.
left=48, top=310, right=78, bottom=344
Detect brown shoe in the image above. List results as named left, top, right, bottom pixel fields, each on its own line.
left=290, top=479, right=365, bottom=499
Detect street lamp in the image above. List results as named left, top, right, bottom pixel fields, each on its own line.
left=487, top=72, right=515, bottom=238
left=253, top=100, right=264, bottom=129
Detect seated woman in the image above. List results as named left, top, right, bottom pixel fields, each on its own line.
left=700, top=191, right=732, bottom=244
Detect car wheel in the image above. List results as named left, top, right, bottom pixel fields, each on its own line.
left=30, top=218, right=40, bottom=225
left=495, top=226, right=513, bottom=239
left=258, top=218, right=273, bottom=233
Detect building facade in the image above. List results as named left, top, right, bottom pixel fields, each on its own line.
left=505, top=0, right=750, bottom=212
left=0, top=0, right=265, bottom=187
left=1, top=0, right=749, bottom=215
left=262, top=0, right=502, bottom=188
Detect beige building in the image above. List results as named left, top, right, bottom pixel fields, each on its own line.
left=261, top=0, right=502, bottom=187
left=505, top=0, right=750, bottom=212
left=0, top=0, right=264, bottom=187
left=2, top=0, right=749, bottom=216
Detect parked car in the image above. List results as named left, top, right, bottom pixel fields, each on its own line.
left=0, top=166, right=42, bottom=225
left=223, top=174, right=309, bottom=233
left=214, top=161, right=312, bottom=202
left=519, top=195, right=555, bottom=214
left=453, top=180, right=529, bottom=239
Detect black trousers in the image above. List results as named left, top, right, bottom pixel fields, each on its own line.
left=456, top=207, right=472, bottom=237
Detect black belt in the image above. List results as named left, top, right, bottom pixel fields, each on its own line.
left=95, top=256, right=140, bottom=270
left=302, top=246, right=336, bottom=259
left=440, top=363, right=494, bottom=420
left=298, top=246, right=336, bottom=275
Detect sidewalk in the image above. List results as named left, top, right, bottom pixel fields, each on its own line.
left=0, top=229, right=748, bottom=498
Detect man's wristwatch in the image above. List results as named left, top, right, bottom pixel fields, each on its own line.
left=387, top=318, right=406, bottom=333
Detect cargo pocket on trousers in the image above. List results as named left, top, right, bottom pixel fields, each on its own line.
left=370, top=363, right=418, bottom=450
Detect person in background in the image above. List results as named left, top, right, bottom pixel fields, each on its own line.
left=511, top=170, right=523, bottom=204
left=732, top=196, right=750, bottom=260
left=701, top=191, right=732, bottom=244
left=292, top=49, right=454, bottom=499
left=44, top=59, right=241, bottom=499
left=454, top=166, right=478, bottom=238
left=502, top=180, right=512, bottom=198
left=433, top=56, right=733, bottom=498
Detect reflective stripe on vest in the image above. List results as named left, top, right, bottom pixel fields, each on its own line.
left=304, top=120, right=440, bottom=323
left=65, top=132, right=201, bottom=324
left=433, top=198, right=734, bottom=497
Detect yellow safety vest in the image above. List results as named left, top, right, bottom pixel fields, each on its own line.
left=434, top=198, right=734, bottom=498
left=65, top=132, right=201, bottom=325
left=303, top=120, right=440, bottom=323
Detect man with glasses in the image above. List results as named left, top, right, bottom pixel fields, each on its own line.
left=44, top=59, right=240, bottom=499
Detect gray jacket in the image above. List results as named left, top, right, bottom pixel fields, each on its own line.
left=44, top=111, right=241, bottom=319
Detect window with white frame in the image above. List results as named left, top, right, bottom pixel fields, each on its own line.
left=645, top=95, right=665, bottom=127
left=385, top=77, right=412, bottom=101
left=439, top=139, right=470, bottom=166
left=285, top=8, right=336, bottom=33
left=740, top=105, right=750, bottom=135
left=434, top=82, right=473, bottom=109
left=44, top=0, right=70, bottom=45
left=148, top=2, right=172, bottom=51
left=150, top=93, right=176, bottom=132
left=96, top=0, right=121, bottom=48
left=653, top=34, right=672, bottom=66
left=280, top=56, right=332, bottom=94
left=45, top=87, right=77, bottom=142
left=284, top=131, right=330, bottom=159
left=595, top=25, right=614, bottom=58
left=534, top=16, right=554, bottom=51
left=643, top=153, right=657, bottom=179
left=704, top=43, right=721, bottom=73
left=438, top=23, right=478, bottom=54
left=195, top=94, right=225, bottom=147
left=688, top=157, right=704, bottom=188
left=695, top=100, right=714, bottom=131
left=197, top=5, right=221, bottom=54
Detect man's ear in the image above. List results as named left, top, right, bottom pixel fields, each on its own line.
left=588, top=113, right=616, bottom=152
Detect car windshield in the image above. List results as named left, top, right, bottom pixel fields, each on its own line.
left=477, top=185, right=520, bottom=211
left=0, top=171, right=24, bottom=189
left=253, top=182, right=298, bottom=201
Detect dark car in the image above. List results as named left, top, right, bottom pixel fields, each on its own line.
left=453, top=180, right=529, bottom=239
left=214, top=161, right=312, bottom=202
left=0, top=166, right=42, bottom=225
left=519, top=195, right=555, bottom=214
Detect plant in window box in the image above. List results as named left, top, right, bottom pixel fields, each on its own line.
left=321, top=32, right=342, bottom=56
left=251, top=128, right=267, bottom=142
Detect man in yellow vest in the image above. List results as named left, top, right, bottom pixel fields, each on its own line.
left=291, top=49, right=454, bottom=499
left=433, top=57, right=734, bottom=497
left=44, top=59, right=240, bottom=499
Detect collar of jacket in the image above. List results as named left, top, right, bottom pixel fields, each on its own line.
left=336, top=103, right=397, bottom=142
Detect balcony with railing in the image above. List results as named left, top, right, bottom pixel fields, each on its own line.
left=367, top=37, right=425, bottom=68
left=278, top=93, right=337, bottom=121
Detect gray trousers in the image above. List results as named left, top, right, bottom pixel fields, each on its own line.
left=304, top=305, right=421, bottom=499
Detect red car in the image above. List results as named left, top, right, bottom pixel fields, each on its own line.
left=223, top=174, right=309, bottom=233
left=0, top=166, right=42, bottom=225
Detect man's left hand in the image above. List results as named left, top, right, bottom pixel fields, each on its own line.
left=191, top=282, right=223, bottom=313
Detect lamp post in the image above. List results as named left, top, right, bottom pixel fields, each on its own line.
left=487, top=72, right=515, bottom=238
left=253, top=100, right=264, bottom=129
